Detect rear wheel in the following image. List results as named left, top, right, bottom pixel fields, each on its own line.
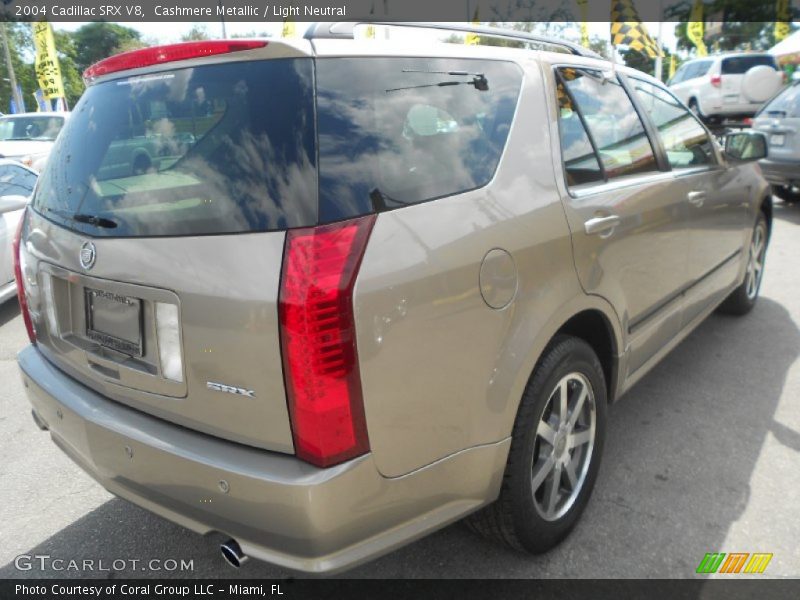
left=465, top=335, right=607, bottom=553
left=718, top=212, right=768, bottom=315
left=688, top=98, right=707, bottom=120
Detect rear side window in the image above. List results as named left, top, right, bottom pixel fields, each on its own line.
left=34, top=59, right=317, bottom=237
left=721, top=56, right=777, bottom=74
left=631, top=79, right=715, bottom=169
left=761, top=83, right=800, bottom=118
left=555, top=79, right=604, bottom=186
left=315, top=58, right=523, bottom=223
left=692, top=61, right=712, bottom=78
left=557, top=67, right=657, bottom=181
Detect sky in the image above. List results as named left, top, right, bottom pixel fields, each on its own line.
left=52, top=21, right=679, bottom=52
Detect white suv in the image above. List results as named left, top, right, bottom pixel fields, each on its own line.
left=669, top=53, right=782, bottom=122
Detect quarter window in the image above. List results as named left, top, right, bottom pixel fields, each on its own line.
left=557, top=67, right=657, bottom=180
left=631, top=79, right=715, bottom=169
left=555, top=79, right=604, bottom=186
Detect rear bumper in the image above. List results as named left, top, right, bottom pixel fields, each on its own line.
left=17, top=345, right=509, bottom=573
left=759, top=158, right=800, bottom=187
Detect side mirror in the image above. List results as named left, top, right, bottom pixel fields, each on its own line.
left=0, top=194, right=29, bottom=213
left=725, top=131, right=768, bottom=162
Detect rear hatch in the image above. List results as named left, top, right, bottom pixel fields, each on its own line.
left=754, top=82, right=800, bottom=161
left=24, top=43, right=317, bottom=452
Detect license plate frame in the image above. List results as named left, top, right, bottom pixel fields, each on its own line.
left=85, top=288, right=143, bottom=357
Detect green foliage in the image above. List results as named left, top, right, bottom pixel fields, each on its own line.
left=52, top=30, right=84, bottom=108
left=71, top=23, right=143, bottom=72
left=230, top=31, right=273, bottom=39
left=667, top=0, right=800, bottom=55
left=0, top=23, right=38, bottom=112
left=181, top=25, right=210, bottom=42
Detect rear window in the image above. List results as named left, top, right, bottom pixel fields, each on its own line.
left=34, top=57, right=522, bottom=237
left=0, top=115, right=64, bottom=141
left=33, top=59, right=317, bottom=237
left=721, top=55, right=777, bottom=74
left=315, top=57, right=523, bottom=223
left=760, top=82, right=800, bottom=118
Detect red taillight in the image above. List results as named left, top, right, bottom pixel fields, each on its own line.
left=279, top=215, right=376, bottom=468
left=12, top=210, right=36, bottom=345
left=83, top=40, right=268, bottom=80
left=710, top=74, right=722, bottom=87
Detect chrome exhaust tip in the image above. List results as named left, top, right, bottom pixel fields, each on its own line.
left=220, top=539, right=248, bottom=568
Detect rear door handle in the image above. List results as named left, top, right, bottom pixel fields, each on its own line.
left=584, top=215, right=620, bottom=236
left=687, top=191, right=706, bottom=206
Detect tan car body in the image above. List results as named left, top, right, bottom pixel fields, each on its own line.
left=17, top=37, right=770, bottom=572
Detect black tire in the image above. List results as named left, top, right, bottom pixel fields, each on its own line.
left=688, top=98, right=707, bottom=122
left=132, top=154, right=152, bottom=176
left=718, top=212, right=769, bottom=316
left=465, top=335, right=607, bottom=553
left=771, top=185, right=800, bottom=204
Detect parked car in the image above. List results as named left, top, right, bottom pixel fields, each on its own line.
left=15, top=28, right=772, bottom=573
left=669, top=52, right=783, bottom=123
left=0, top=112, right=68, bottom=171
left=752, top=79, right=800, bottom=203
left=0, top=160, right=37, bottom=303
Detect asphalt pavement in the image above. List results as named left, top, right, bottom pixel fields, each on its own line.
left=1, top=201, right=799, bottom=579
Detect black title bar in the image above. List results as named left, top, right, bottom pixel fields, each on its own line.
left=0, top=0, right=796, bottom=23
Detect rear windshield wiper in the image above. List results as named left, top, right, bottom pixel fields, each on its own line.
left=44, top=207, right=118, bottom=229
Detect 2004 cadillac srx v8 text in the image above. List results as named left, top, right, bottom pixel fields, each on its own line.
left=15, top=23, right=772, bottom=573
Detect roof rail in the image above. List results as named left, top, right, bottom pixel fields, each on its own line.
left=304, top=22, right=602, bottom=59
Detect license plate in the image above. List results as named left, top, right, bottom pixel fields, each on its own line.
left=770, top=134, right=785, bottom=146
left=85, top=288, right=143, bottom=356
left=723, top=94, right=739, bottom=105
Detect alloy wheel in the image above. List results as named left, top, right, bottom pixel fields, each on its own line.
left=745, top=221, right=767, bottom=300
left=531, top=372, right=596, bottom=521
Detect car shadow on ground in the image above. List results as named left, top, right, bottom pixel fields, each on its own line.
left=1, top=294, right=798, bottom=579
left=773, top=199, right=800, bottom=226
left=0, top=298, right=20, bottom=329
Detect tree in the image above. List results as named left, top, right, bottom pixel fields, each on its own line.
left=230, top=31, right=272, bottom=39
left=666, top=0, right=800, bottom=54
left=52, top=30, right=84, bottom=108
left=181, top=25, right=210, bottom=42
left=0, top=23, right=38, bottom=113
left=72, top=23, right=144, bottom=72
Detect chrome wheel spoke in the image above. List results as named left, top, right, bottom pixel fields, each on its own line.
left=564, top=457, right=578, bottom=490
left=537, top=421, right=557, bottom=445
left=570, top=429, right=592, bottom=449
left=543, top=462, right=563, bottom=517
left=557, top=380, right=569, bottom=424
left=567, top=386, right=588, bottom=430
left=531, top=455, right=555, bottom=493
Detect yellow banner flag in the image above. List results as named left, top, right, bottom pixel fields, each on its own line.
left=687, top=0, right=708, bottom=57
left=32, top=22, right=65, bottom=100
left=465, top=7, right=480, bottom=45
left=610, top=0, right=661, bottom=58
left=281, top=18, right=296, bottom=39
left=775, top=0, right=791, bottom=42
